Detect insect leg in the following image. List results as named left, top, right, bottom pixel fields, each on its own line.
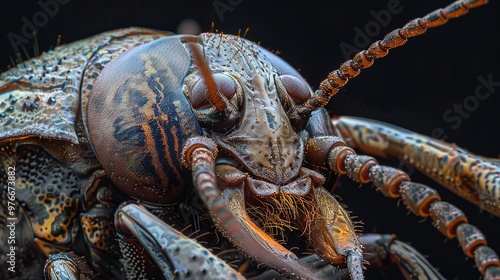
left=248, top=254, right=350, bottom=280
left=359, top=234, right=445, bottom=280
left=115, top=202, right=244, bottom=279
left=182, top=136, right=320, bottom=280
left=322, top=129, right=500, bottom=279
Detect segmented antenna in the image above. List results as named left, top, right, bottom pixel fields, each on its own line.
left=301, top=0, right=488, bottom=111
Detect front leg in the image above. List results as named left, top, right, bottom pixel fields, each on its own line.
left=303, top=187, right=364, bottom=279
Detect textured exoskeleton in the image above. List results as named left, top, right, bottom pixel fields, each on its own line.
left=1, top=0, right=500, bottom=279
left=0, top=27, right=362, bottom=280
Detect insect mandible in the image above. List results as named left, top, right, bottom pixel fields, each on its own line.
left=0, top=0, right=499, bottom=279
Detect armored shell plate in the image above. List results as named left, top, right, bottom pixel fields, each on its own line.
left=0, top=28, right=170, bottom=144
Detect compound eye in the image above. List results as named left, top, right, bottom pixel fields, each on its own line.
left=190, top=73, right=236, bottom=109
left=280, top=75, right=312, bottom=104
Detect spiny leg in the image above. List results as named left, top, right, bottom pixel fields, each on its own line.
left=248, top=234, right=445, bottom=280
left=181, top=136, right=319, bottom=280
left=294, top=0, right=489, bottom=114
left=114, top=202, right=244, bottom=279
left=313, top=124, right=500, bottom=279
left=359, top=234, right=445, bottom=280
left=240, top=183, right=365, bottom=279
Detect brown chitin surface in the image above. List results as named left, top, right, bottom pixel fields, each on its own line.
left=333, top=116, right=500, bottom=217
left=0, top=28, right=166, bottom=144
left=196, top=33, right=304, bottom=185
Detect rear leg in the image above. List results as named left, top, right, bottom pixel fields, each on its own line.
left=0, top=144, right=81, bottom=279
left=330, top=116, right=500, bottom=278
left=248, top=234, right=445, bottom=280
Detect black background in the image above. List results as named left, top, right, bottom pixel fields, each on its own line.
left=1, top=0, right=499, bottom=279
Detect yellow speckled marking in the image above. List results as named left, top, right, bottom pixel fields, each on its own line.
left=334, top=116, right=500, bottom=217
